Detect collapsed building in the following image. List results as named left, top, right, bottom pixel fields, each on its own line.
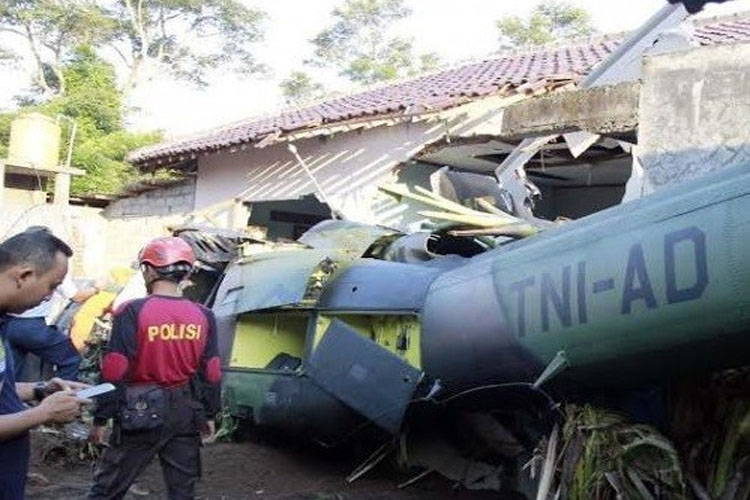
left=120, top=8, right=750, bottom=243
left=109, top=7, right=750, bottom=495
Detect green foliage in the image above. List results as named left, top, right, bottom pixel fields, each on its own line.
left=670, top=369, right=750, bottom=499
left=70, top=130, right=162, bottom=195
left=109, top=0, right=267, bottom=90
left=0, top=0, right=266, bottom=94
left=77, top=313, right=110, bottom=385
left=550, top=405, right=685, bottom=499
left=530, top=371, right=750, bottom=500
left=0, top=2, right=266, bottom=197
left=310, top=0, right=439, bottom=85
left=279, top=71, right=327, bottom=107
left=215, top=407, right=239, bottom=442
left=40, top=46, right=163, bottom=195
left=0, top=46, right=18, bottom=65
left=0, top=45, right=163, bottom=196
left=0, top=112, right=13, bottom=158
left=0, top=0, right=116, bottom=96
left=496, top=0, right=595, bottom=48
left=418, top=52, right=440, bottom=73
left=40, top=45, right=122, bottom=136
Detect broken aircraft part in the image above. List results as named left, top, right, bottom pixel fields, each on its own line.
left=210, top=162, right=750, bottom=454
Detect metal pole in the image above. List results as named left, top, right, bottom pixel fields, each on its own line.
left=287, top=143, right=340, bottom=219
left=65, top=121, right=77, bottom=170
left=57, top=115, right=77, bottom=169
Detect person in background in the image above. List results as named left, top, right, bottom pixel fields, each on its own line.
left=89, top=237, right=221, bottom=500
left=0, top=229, right=90, bottom=499
left=5, top=226, right=98, bottom=381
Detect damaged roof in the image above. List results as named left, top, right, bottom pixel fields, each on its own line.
left=130, top=14, right=750, bottom=168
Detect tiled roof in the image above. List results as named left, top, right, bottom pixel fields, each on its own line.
left=130, top=15, right=750, bottom=166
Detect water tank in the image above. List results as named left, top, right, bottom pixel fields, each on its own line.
left=7, top=113, right=61, bottom=170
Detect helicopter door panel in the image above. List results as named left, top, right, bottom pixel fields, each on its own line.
left=307, top=319, right=422, bottom=434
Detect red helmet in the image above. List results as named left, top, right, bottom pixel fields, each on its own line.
left=139, top=237, right=195, bottom=268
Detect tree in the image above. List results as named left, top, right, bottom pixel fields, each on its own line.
left=310, top=0, right=439, bottom=85
left=0, top=2, right=268, bottom=196
left=0, top=1, right=268, bottom=99
left=105, top=0, right=267, bottom=94
left=1, top=45, right=163, bottom=195
left=279, top=71, right=326, bottom=107
left=45, top=46, right=162, bottom=195
left=42, top=45, right=123, bottom=136
left=0, top=0, right=116, bottom=99
left=70, top=128, right=162, bottom=195
left=496, top=0, right=595, bottom=48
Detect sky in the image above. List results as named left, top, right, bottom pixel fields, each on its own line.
left=2, top=0, right=750, bottom=138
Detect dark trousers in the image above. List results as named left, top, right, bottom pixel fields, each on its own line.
left=5, top=316, right=81, bottom=381
left=89, top=387, right=202, bottom=500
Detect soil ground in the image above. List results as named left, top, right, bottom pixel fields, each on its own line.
left=26, top=432, right=502, bottom=500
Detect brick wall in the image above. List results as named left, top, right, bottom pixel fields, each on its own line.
left=103, top=179, right=195, bottom=218
left=101, top=180, right=196, bottom=274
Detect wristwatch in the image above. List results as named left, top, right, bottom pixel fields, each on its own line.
left=33, top=381, right=48, bottom=402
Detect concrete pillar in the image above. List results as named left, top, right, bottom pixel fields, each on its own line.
left=638, top=43, right=750, bottom=188
left=54, top=172, right=70, bottom=205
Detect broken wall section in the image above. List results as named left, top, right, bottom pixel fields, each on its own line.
left=638, top=42, right=750, bottom=188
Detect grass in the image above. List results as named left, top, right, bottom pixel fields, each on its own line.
left=540, top=370, right=750, bottom=499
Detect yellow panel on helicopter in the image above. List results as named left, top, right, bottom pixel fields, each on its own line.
left=230, top=313, right=308, bottom=370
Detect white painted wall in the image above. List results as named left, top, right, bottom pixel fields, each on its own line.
left=1, top=203, right=106, bottom=278
left=183, top=92, right=537, bottom=229
left=194, top=120, right=452, bottom=230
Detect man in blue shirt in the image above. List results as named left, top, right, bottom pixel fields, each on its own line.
left=5, top=226, right=94, bottom=382
left=0, top=230, right=90, bottom=499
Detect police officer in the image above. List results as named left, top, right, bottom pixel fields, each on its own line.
left=89, top=237, right=221, bottom=500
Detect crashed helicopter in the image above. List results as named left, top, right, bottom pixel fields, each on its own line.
left=162, top=159, right=749, bottom=491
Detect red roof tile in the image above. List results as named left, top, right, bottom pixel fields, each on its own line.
left=131, top=16, right=750, bottom=166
